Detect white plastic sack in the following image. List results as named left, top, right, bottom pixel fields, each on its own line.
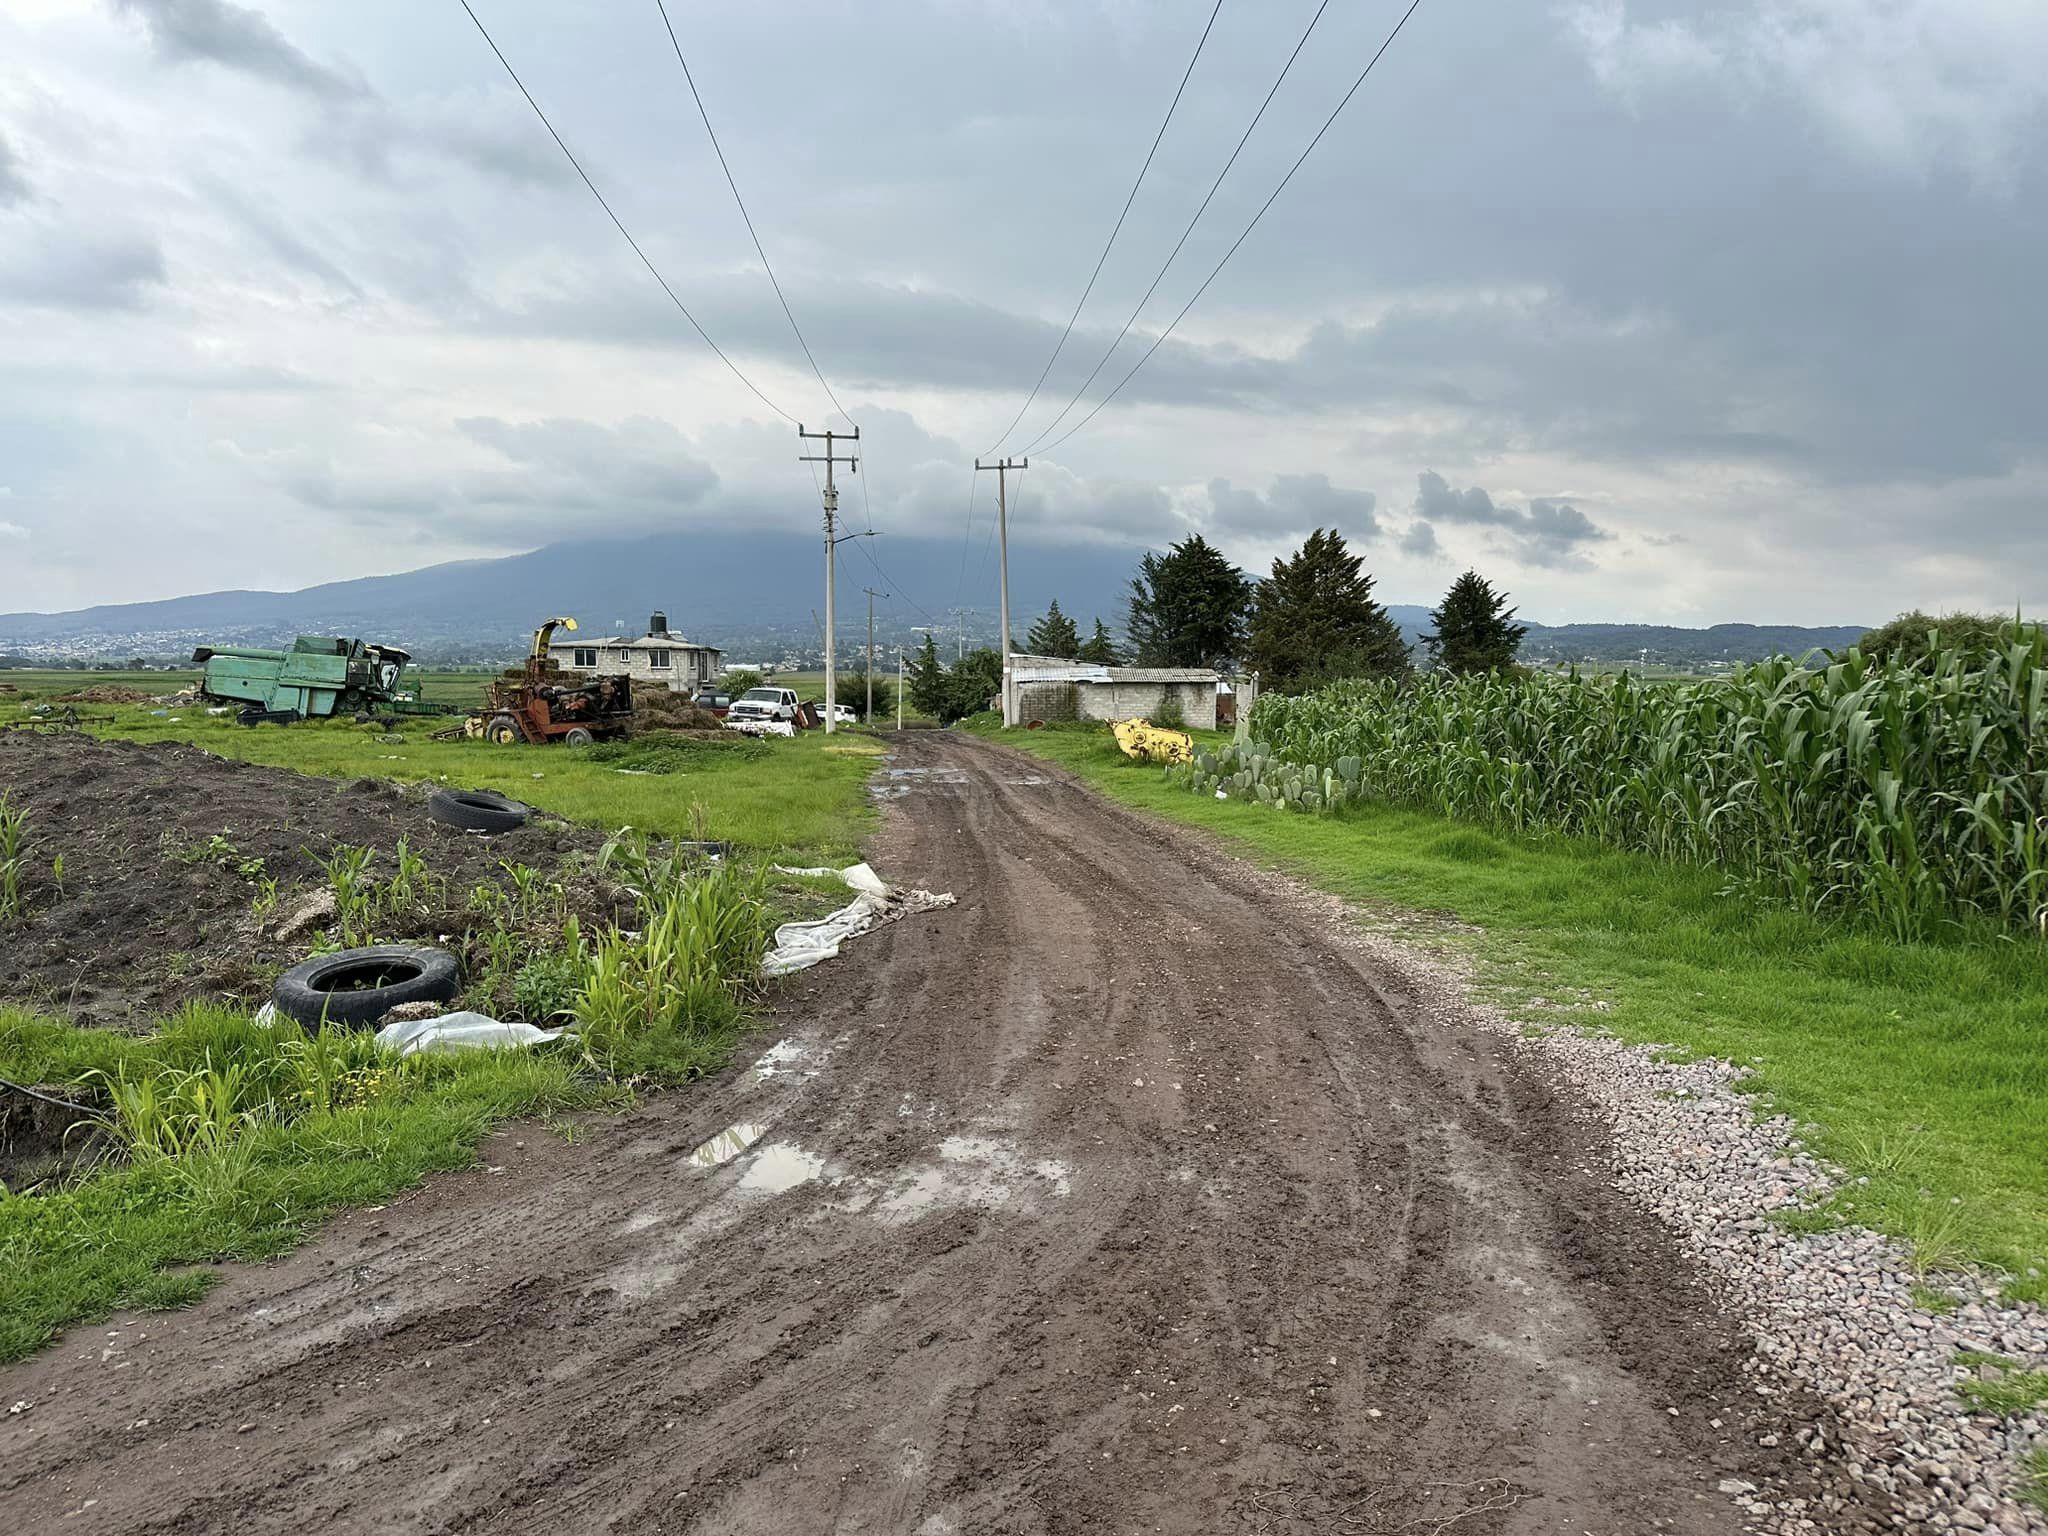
left=761, top=861, right=955, bottom=977
left=375, top=1011, right=566, bottom=1056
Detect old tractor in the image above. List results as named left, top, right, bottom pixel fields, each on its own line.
left=481, top=618, right=635, bottom=746
left=194, top=636, right=438, bottom=724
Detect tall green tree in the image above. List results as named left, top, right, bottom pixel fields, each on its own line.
left=905, top=634, right=948, bottom=718
left=1026, top=599, right=1081, bottom=658
left=1076, top=618, right=1123, bottom=665
left=1126, top=534, right=1252, bottom=668
left=1424, top=570, right=1528, bottom=675
left=1245, top=527, right=1410, bottom=691
left=1858, top=610, right=2033, bottom=669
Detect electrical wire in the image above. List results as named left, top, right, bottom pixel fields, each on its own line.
left=458, top=0, right=799, bottom=425
left=1038, top=0, right=1428, bottom=457
left=856, top=534, right=936, bottom=623
left=983, top=0, right=1225, bottom=456
left=652, top=0, right=857, bottom=431
left=1017, top=0, right=1334, bottom=456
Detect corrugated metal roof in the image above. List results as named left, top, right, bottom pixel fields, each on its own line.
left=1009, top=653, right=1218, bottom=685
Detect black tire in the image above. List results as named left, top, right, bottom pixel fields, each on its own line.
left=427, top=788, right=531, bottom=834
left=563, top=726, right=595, bottom=747
left=273, top=945, right=458, bottom=1029
left=485, top=713, right=523, bottom=745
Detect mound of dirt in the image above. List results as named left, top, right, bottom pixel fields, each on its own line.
left=52, top=685, right=154, bottom=705
left=0, top=732, right=626, bottom=1030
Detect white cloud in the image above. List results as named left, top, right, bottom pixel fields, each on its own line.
left=1563, top=0, right=2048, bottom=186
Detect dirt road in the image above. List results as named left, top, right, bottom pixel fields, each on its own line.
left=0, top=733, right=1855, bottom=1534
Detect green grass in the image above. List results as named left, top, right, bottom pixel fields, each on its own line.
left=973, top=718, right=2048, bottom=1303
left=0, top=1003, right=626, bottom=1361
left=2, top=666, right=497, bottom=710
left=29, top=703, right=885, bottom=866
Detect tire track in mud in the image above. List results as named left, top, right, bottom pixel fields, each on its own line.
left=0, top=732, right=1881, bottom=1535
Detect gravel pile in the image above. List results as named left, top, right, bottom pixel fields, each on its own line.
left=1346, top=921, right=2048, bottom=1535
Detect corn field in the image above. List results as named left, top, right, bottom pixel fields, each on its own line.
left=1210, top=629, right=2048, bottom=939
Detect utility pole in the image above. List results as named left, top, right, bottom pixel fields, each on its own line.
left=952, top=608, right=972, bottom=661
left=974, top=456, right=1025, bottom=727
left=862, top=586, right=887, bottom=725
left=896, top=646, right=905, bottom=731
left=798, top=424, right=865, bottom=734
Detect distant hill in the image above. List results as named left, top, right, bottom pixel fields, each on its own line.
left=0, top=532, right=1870, bottom=667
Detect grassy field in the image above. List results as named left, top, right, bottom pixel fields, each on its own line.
left=975, top=718, right=2048, bottom=1304
left=4, top=693, right=882, bottom=867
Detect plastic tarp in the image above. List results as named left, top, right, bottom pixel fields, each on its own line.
left=763, top=862, right=956, bottom=976
left=375, top=1011, right=566, bottom=1056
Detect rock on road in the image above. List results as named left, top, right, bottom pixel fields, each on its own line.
left=0, top=732, right=1835, bottom=1534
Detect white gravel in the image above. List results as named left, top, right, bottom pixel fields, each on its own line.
left=1342, top=914, right=2048, bottom=1535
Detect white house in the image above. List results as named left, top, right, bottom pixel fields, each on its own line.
left=547, top=612, right=722, bottom=696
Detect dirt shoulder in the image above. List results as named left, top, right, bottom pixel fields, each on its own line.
left=0, top=731, right=1891, bottom=1534
left=0, top=731, right=610, bottom=1029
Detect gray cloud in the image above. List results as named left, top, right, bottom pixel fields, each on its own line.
left=0, top=130, right=29, bottom=206
left=113, top=0, right=365, bottom=101
left=1205, top=474, right=1379, bottom=542
left=1400, top=521, right=1442, bottom=559
left=0, top=229, right=166, bottom=311
left=1414, top=472, right=1612, bottom=570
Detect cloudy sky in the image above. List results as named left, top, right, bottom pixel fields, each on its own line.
left=1, top=0, right=2043, bottom=623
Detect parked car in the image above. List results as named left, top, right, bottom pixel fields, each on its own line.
left=694, top=690, right=732, bottom=718
left=830, top=703, right=858, bottom=725
left=727, top=686, right=800, bottom=726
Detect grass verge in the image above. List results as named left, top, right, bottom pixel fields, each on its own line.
left=970, top=718, right=2048, bottom=1303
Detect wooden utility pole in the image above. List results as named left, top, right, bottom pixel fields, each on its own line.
left=974, top=456, right=1025, bottom=726
left=798, top=425, right=863, bottom=734
left=862, top=586, right=887, bottom=725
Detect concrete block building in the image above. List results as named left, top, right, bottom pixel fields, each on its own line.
left=1009, top=654, right=1220, bottom=730
left=546, top=611, right=721, bottom=696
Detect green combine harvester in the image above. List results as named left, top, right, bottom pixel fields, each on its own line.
left=193, top=636, right=440, bottom=724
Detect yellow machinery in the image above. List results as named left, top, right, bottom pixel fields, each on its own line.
left=1112, top=718, right=1193, bottom=765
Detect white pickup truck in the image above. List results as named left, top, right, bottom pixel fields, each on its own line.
left=725, top=686, right=801, bottom=734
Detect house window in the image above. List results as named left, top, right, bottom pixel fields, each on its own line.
left=616, top=648, right=633, bottom=662
left=648, top=649, right=670, bottom=670
left=572, top=647, right=597, bottom=668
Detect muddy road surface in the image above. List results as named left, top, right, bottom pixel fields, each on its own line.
left=0, top=733, right=1849, bottom=1534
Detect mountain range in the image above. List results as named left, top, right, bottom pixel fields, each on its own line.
left=0, top=530, right=1871, bottom=667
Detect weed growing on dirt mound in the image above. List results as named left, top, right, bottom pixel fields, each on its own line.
left=575, top=854, right=771, bottom=1079
left=0, top=794, right=24, bottom=923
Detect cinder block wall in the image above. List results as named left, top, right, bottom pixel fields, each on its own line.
left=1074, top=681, right=1216, bottom=731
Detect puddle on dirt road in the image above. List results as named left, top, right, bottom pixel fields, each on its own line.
left=688, top=1123, right=765, bottom=1168
left=870, top=766, right=971, bottom=800
left=737, top=1142, right=827, bottom=1195
left=871, top=1135, right=1073, bottom=1223
left=741, top=1038, right=816, bottom=1089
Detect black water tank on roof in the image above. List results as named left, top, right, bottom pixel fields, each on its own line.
left=649, top=611, right=669, bottom=637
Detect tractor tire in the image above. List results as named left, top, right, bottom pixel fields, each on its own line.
left=273, top=945, right=459, bottom=1029
left=427, top=788, right=531, bottom=834
left=484, top=713, right=523, bottom=745
left=562, top=726, right=595, bottom=747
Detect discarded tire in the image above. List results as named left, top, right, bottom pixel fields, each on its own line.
left=427, top=788, right=530, bottom=834
left=273, top=945, right=459, bottom=1028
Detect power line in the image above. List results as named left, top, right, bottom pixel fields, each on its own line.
left=652, top=0, right=857, bottom=430
left=855, top=534, right=936, bottom=623
left=457, top=0, right=798, bottom=425
left=984, top=0, right=1225, bottom=456
left=1017, top=0, right=1335, bottom=456
left=1039, top=0, right=1429, bottom=457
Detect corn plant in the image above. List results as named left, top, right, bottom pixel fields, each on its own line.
left=1231, top=622, right=2048, bottom=939
left=383, top=836, right=442, bottom=917
left=574, top=861, right=770, bottom=1067
left=320, top=843, right=377, bottom=946
left=88, top=1056, right=263, bottom=1163
left=0, top=794, right=25, bottom=923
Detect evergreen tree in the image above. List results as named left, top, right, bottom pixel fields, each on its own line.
left=1126, top=534, right=1252, bottom=668
left=1025, top=599, right=1081, bottom=658
left=1245, top=527, right=1410, bottom=691
left=1424, top=570, right=1528, bottom=675
left=1076, top=618, right=1123, bottom=665
left=905, top=634, right=948, bottom=718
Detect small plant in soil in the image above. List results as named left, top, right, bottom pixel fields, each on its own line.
left=0, top=794, right=25, bottom=923
left=2017, top=1448, right=2048, bottom=1514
